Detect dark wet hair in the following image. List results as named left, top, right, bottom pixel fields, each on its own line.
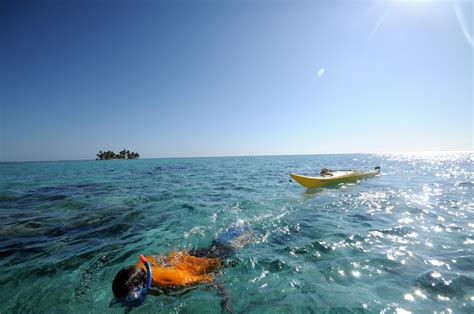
left=112, top=266, right=147, bottom=299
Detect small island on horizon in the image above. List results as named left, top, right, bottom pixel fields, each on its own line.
left=96, top=149, right=140, bottom=160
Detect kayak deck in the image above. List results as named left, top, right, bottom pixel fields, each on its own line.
left=289, top=168, right=380, bottom=188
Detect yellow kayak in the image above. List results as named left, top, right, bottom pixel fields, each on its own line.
left=289, top=167, right=380, bottom=188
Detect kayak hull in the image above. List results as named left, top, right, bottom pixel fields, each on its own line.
left=289, top=169, right=379, bottom=188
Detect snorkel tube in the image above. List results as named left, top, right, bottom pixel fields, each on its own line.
left=109, top=254, right=153, bottom=308
left=140, top=255, right=152, bottom=290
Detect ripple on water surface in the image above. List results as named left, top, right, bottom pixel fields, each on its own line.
left=0, top=153, right=473, bottom=312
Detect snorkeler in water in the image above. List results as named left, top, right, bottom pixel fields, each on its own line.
left=110, top=223, right=254, bottom=311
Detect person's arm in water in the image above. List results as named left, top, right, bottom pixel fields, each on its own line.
left=213, top=230, right=255, bottom=313
left=213, top=279, right=232, bottom=313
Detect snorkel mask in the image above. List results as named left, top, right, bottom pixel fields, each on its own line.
left=110, top=255, right=152, bottom=308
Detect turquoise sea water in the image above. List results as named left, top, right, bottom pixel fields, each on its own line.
left=0, top=153, right=473, bottom=313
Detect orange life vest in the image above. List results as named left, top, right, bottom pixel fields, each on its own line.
left=135, top=251, right=222, bottom=287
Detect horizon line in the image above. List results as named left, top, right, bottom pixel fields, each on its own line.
left=1, top=150, right=472, bottom=164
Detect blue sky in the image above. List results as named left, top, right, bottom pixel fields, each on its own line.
left=1, top=0, right=472, bottom=161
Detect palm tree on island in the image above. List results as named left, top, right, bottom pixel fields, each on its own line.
left=96, top=149, right=140, bottom=160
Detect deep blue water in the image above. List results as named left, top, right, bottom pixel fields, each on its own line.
left=0, top=153, right=473, bottom=313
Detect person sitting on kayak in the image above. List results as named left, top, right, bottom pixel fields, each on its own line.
left=111, top=223, right=254, bottom=310
left=320, top=168, right=333, bottom=176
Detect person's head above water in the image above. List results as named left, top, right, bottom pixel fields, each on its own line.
left=112, top=266, right=146, bottom=299
left=110, top=255, right=153, bottom=308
